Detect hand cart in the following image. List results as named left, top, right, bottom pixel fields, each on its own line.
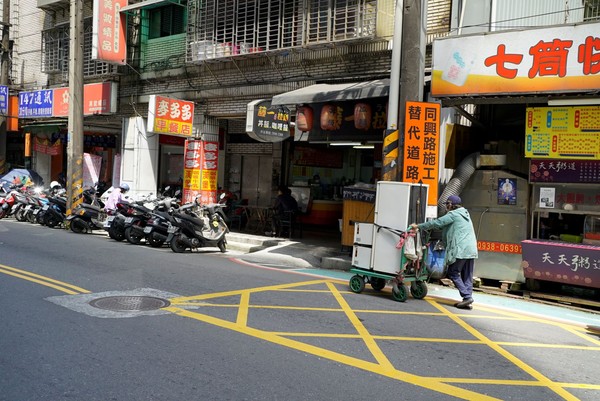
left=348, top=227, right=429, bottom=302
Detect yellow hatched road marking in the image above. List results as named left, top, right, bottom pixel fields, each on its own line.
left=326, top=281, right=395, bottom=370
left=164, top=305, right=501, bottom=401
left=3, top=263, right=596, bottom=400
left=428, top=299, right=581, bottom=400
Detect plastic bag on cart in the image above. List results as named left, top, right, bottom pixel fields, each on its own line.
left=403, top=232, right=422, bottom=261
left=426, top=240, right=446, bottom=279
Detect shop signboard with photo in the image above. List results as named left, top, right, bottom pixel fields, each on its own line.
left=432, top=21, right=600, bottom=96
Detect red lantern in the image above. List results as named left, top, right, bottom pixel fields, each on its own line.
left=320, top=104, right=340, bottom=131
left=354, top=103, right=372, bottom=130
left=296, top=105, right=313, bottom=132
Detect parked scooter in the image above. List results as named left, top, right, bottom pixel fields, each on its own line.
left=66, top=184, right=108, bottom=234
left=167, top=198, right=229, bottom=253
left=125, top=196, right=179, bottom=245
left=104, top=194, right=155, bottom=241
left=0, top=187, right=19, bottom=219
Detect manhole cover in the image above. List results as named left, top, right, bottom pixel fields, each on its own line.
left=89, top=296, right=170, bottom=312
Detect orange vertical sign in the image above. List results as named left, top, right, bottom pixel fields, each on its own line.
left=402, top=101, right=440, bottom=206
left=92, top=0, right=128, bottom=65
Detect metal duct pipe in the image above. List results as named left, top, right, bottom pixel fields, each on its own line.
left=438, top=152, right=481, bottom=216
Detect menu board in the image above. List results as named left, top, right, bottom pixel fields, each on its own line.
left=530, top=159, right=600, bottom=183
left=525, top=106, right=600, bottom=159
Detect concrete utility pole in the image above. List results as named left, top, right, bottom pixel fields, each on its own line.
left=0, top=0, right=10, bottom=173
left=66, top=0, right=84, bottom=214
left=383, top=0, right=427, bottom=181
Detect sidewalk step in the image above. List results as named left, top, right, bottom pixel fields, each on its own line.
left=321, top=256, right=352, bottom=271
left=226, top=232, right=282, bottom=253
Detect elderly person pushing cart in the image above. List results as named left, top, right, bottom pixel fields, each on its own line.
left=410, top=195, right=478, bottom=310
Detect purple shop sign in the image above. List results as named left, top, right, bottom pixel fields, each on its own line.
left=529, top=159, right=600, bottom=184
left=521, top=240, right=600, bottom=289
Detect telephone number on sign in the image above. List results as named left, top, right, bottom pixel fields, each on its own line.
left=477, top=241, right=522, bottom=254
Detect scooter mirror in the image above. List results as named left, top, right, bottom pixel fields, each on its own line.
left=219, top=193, right=226, bottom=200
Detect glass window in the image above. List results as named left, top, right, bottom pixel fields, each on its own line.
left=149, top=5, right=187, bottom=39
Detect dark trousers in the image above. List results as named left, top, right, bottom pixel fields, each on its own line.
left=447, top=258, right=474, bottom=300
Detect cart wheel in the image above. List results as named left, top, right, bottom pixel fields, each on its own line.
left=392, top=283, right=408, bottom=302
left=370, top=277, right=386, bottom=291
left=349, top=275, right=365, bottom=293
left=410, top=281, right=428, bottom=299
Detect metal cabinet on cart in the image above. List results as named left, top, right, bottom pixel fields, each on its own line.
left=371, top=182, right=429, bottom=274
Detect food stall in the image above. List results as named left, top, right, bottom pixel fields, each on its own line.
left=522, top=159, right=600, bottom=292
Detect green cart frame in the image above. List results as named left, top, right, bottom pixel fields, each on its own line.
left=348, top=228, right=429, bottom=302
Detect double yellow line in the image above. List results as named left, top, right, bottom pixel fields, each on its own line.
left=0, top=263, right=90, bottom=295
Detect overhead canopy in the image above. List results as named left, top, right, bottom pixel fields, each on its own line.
left=271, top=79, right=390, bottom=106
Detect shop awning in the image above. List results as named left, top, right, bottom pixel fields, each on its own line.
left=120, top=0, right=184, bottom=13
left=271, top=79, right=390, bottom=106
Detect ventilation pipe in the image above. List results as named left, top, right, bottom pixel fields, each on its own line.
left=438, top=152, right=480, bottom=216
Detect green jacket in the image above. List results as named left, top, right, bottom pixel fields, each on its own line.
left=418, top=207, right=478, bottom=266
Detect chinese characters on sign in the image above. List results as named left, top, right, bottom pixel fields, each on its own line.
left=18, top=90, right=53, bottom=118
left=92, top=0, right=128, bottom=65
left=402, top=101, right=440, bottom=206
left=525, top=107, right=600, bottom=160
left=53, top=82, right=117, bottom=117
left=18, top=84, right=117, bottom=119
left=530, top=159, right=600, bottom=183
left=183, top=140, right=219, bottom=205
left=0, top=85, right=8, bottom=115
left=147, top=95, right=195, bottom=137
left=246, top=100, right=291, bottom=142
left=432, top=22, right=600, bottom=96
left=521, top=240, right=600, bottom=288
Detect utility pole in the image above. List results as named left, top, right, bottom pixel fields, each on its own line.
left=383, top=0, right=427, bottom=181
left=66, top=0, right=84, bottom=214
left=0, top=0, right=10, bottom=173
left=382, top=0, right=404, bottom=182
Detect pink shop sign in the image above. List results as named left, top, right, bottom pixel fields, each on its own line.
left=521, top=240, right=600, bottom=289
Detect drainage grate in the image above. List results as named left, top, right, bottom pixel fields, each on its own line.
left=89, top=296, right=171, bottom=312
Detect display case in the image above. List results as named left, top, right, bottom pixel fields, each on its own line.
left=524, top=182, right=600, bottom=290
left=584, top=215, right=600, bottom=245
left=530, top=183, right=600, bottom=240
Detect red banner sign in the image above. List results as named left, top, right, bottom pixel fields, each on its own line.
left=92, top=0, right=128, bottom=65
left=183, top=140, right=218, bottom=205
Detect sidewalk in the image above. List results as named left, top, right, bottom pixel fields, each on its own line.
left=226, top=229, right=600, bottom=329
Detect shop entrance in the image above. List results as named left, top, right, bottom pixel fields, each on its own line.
left=241, top=155, right=272, bottom=207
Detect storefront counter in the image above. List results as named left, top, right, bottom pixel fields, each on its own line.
left=302, top=200, right=343, bottom=226
left=521, top=239, right=600, bottom=289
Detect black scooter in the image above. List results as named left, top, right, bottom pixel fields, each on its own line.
left=66, top=185, right=107, bottom=234
left=166, top=200, right=229, bottom=253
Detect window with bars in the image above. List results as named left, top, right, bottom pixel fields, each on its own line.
left=41, top=19, right=118, bottom=80
left=584, top=0, right=600, bottom=21
left=187, top=0, right=378, bottom=62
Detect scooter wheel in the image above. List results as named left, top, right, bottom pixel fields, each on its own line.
left=70, top=217, right=88, bottom=234
left=170, top=235, right=187, bottom=253
left=125, top=227, right=144, bottom=245
left=46, top=214, right=62, bottom=228
left=218, top=239, right=227, bottom=253
left=109, top=226, right=125, bottom=242
left=15, top=209, right=26, bottom=222
left=147, top=233, right=165, bottom=248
